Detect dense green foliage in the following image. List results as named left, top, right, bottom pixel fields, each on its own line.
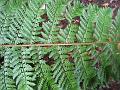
left=0, top=0, right=120, bottom=90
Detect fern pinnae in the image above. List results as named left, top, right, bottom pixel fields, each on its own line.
left=0, top=48, right=17, bottom=90
left=95, top=8, right=112, bottom=42
left=112, top=10, right=120, bottom=41
left=40, top=0, right=69, bottom=43
left=76, top=5, right=99, bottom=43
left=51, top=46, right=78, bottom=90
left=30, top=47, right=58, bottom=90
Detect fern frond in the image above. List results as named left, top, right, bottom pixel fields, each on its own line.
left=39, top=21, right=58, bottom=43
left=111, top=44, right=120, bottom=80
left=46, top=0, right=68, bottom=21
left=65, top=0, right=84, bottom=21
left=0, top=0, right=45, bottom=45
left=95, top=8, right=112, bottom=42
left=0, top=48, right=17, bottom=90
left=0, top=13, right=15, bottom=44
left=50, top=46, right=78, bottom=90
left=73, top=45, right=97, bottom=90
left=112, top=10, right=120, bottom=41
left=76, top=4, right=99, bottom=42
left=35, top=60, right=58, bottom=90
left=11, top=47, right=35, bottom=90
left=54, top=1, right=84, bottom=43
left=40, top=0, right=70, bottom=43
left=17, top=0, right=43, bottom=44
left=30, top=47, right=58, bottom=90
left=90, top=44, right=115, bottom=89
left=0, top=0, right=30, bottom=13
